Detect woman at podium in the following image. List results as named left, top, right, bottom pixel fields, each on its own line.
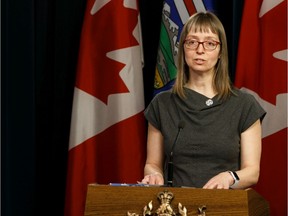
left=141, top=11, right=266, bottom=189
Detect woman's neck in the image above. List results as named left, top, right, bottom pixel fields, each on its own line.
left=185, top=71, right=217, bottom=98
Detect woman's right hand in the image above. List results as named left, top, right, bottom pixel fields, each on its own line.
left=141, top=172, right=164, bottom=185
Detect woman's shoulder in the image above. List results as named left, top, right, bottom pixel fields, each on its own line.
left=229, top=87, right=265, bottom=114
left=151, top=89, right=174, bottom=101
left=231, top=87, right=257, bottom=101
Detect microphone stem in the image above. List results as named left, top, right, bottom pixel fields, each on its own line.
left=167, top=122, right=185, bottom=187
left=167, top=153, right=173, bottom=187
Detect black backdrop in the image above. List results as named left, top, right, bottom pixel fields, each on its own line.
left=1, top=0, right=243, bottom=215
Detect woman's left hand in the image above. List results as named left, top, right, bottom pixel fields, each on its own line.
left=202, top=171, right=234, bottom=189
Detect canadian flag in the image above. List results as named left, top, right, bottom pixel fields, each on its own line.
left=64, top=0, right=146, bottom=215
left=235, top=0, right=287, bottom=215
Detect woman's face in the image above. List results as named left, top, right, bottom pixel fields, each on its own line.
left=184, top=28, right=221, bottom=75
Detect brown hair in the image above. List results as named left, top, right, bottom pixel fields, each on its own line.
left=172, top=11, right=233, bottom=100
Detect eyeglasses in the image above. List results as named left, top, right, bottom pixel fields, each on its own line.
left=184, top=39, right=221, bottom=51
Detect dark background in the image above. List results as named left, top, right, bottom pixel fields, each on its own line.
left=1, top=0, right=243, bottom=215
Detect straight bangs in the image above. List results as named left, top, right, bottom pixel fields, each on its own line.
left=186, top=15, right=219, bottom=35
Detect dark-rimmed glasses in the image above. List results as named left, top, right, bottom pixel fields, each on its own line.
left=184, top=39, right=221, bottom=51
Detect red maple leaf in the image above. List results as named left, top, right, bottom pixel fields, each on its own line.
left=258, top=2, right=287, bottom=104
left=75, top=0, right=139, bottom=104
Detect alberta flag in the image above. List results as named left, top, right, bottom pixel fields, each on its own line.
left=64, top=0, right=146, bottom=215
left=235, top=0, right=287, bottom=215
left=154, top=0, right=206, bottom=94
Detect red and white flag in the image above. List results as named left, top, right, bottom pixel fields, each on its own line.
left=235, top=0, right=287, bottom=215
left=64, top=0, right=146, bottom=215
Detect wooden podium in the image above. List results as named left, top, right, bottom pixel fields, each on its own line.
left=84, top=184, right=270, bottom=216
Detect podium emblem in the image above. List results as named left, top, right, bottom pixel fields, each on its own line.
left=127, top=190, right=188, bottom=216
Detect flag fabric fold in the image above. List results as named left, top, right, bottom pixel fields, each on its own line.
left=235, top=0, right=287, bottom=215
left=65, top=1, right=146, bottom=215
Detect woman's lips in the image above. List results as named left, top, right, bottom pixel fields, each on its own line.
left=194, top=58, right=205, bottom=64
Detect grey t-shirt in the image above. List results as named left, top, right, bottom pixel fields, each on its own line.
left=144, top=87, right=266, bottom=187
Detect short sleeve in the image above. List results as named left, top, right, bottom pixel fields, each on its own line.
left=239, top=92, right=266, bottom=133
left=144, top=93, right=162, bottom=130
left=144, top=91, right=174, bottom=131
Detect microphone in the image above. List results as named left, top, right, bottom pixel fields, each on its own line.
left=167, top=120, right=185, bottom=187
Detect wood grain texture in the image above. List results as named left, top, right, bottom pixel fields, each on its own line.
left=84, top=184, right=270, bottom=216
